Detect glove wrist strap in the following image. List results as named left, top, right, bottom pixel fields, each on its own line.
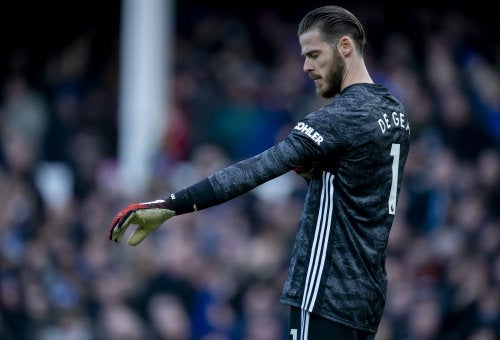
left=168, top=178, right=217, bottom=215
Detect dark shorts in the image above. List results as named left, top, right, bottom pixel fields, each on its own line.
left=288, top=306, right=376, bottom=340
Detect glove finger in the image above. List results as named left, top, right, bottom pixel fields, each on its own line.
left=127, top=226, right=150, bottom=246
left=112, top=212, right=135, bottom=243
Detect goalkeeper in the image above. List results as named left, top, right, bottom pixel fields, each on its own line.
left=109, top=5, right=410, bottom=339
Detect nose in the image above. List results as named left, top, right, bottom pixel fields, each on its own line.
left=303, top=59, right=313, bottom=74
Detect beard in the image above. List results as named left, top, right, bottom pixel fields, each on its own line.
left=317, top=51, right=345, bottom=98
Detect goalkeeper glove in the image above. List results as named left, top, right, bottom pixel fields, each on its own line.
left=293, top=165, right=314, bottom=180
left=109, top=199, right=175, bottom=246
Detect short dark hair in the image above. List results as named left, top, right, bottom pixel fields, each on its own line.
left=298, top=5, right=367, bottom=55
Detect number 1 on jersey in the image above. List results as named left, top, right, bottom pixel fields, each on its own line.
left=389, top=143, right=400, bottom=215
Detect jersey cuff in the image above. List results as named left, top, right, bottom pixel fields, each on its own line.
left=168, top=178, right=217, bottom=215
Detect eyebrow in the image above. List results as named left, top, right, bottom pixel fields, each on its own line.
left=301, top=48, right=319, bottom=57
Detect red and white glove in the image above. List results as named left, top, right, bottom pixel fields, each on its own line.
left=109, top=199, right=175, bottom=246
left=293, top=165, right=314, bottom=180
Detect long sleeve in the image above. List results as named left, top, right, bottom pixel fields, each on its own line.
left=169, top=134, right=320, bottom=214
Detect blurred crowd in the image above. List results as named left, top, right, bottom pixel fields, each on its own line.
left=1, top=2, right=500, bottom=340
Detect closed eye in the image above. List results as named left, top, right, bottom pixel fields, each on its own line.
left=303, top=51, right=320, bottom=60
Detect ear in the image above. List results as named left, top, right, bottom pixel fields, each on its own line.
left=337, top=36, right=353, bottom=56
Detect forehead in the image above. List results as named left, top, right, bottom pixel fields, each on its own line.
left=299, top=29, right=330, bottom=54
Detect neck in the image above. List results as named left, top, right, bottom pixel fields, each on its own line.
left=341, top=58, right=373, bottom=91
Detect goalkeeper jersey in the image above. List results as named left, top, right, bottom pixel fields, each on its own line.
left=171, top=83, right=410, bottom=333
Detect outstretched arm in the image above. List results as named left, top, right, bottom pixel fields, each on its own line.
left=109, top=134, right=319, bottom=245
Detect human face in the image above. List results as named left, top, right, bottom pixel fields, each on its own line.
left=300, top=29, right=345, bottom=98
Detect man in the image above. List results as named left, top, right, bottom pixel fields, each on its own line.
left=109, top=5, right=410, bottom=339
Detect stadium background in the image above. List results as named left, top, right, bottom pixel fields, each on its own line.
left=1, top=1, right=499, bottom=339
